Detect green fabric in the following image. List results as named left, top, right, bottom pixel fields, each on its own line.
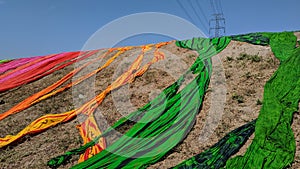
left=48, top=31, right=299, bottom=169
left=267, top=32, right=297, bottom=61
left=0, top=59, right=10, bottom=64
left=47, top=37, right=231, bottom=169
left=172, top=120, right=256, bottom=169
left=224, top=32, right=300, bottom=168
left=169, top=33, right=270, bottom=169
left=231, top=32, right=270, bottom=46
left=171, top=32, right=299, bottom=169
left=47, top=76, right=186, bottom=168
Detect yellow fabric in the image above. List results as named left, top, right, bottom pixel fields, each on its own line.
left=0, top=48, right=130, bottom=121
left=0, top=111, right=75, bottom=146
left=0, top=42, right=171, bottom=162
left=77, top=114, right=106, bottom=163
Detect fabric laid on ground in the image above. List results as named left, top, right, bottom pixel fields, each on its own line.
left=231, top=32, right=270, bottom=46
left=0, top=49, right=107, bottom=163
left=3, top=31, right=298, bottom=169
left=173, top=32, right=299, bottom=169
left=47, top=76, right=185, bottom=168
left=77, top=42, right=169, bottom=162
left=0, top=59, right=11, bottom=65
left=172, top=120, right=256, bottom=169
left=0, top=50, right=102, bottom=121
left=0, top=42, right=169, bottom=163
left=47, top=37, right=231, bottom=169
left=223, top=32, right=300, bottom=168
left=0, top=56, right=42, bottom=74
left=0, top=51, right=95, bottom=92
left=168, top=33, right=273, bottom=169
left=77, top=114, right=107, bottom=163
left=0, top=47, right=133, bottom=121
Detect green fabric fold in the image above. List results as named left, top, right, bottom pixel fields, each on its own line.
left=172, top=120, right=256, bottom=169
left=47, top=37, right=231, bottom=169
left=225, top=32, right=300, bottom=169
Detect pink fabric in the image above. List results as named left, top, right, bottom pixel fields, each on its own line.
left=0, top=55, right=43, bottom=74
left=0, top=50, right=96, bottom=92
left=0, top=53, right=66, bottom=83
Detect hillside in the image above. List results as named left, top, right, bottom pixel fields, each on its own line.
left=0, top=32, right=299, bottom=169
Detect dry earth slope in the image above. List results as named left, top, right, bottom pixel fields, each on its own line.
left=0, top=32, right=299, bottom=169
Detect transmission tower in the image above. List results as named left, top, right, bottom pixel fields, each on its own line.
left=209, top=0, right=225, bottom=38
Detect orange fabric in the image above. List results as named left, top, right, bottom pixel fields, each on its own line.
left=0, top=48, right=129, bottom=121
left=76, top=42, right=170, bottom=162
left=77, top=114, right=106, bottom=163
left=0, top=110, right=75, bottom=146
left=0, top=54, right=56, bottom=79
left=0, top=52, right=80, bottom=92
left=0, top=42, right=171, bottom=162
left=0, top=50, right=101, bottom=92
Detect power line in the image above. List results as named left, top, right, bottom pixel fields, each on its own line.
left=210, top=0, right=217, bottom=14
left=195, top=0, right=209, bottom=25
left=216, top=0, right=223, bottom=14
left=215, top=0, right=220, bottom=13
left=176, top=0, right=198, bottom=27
left=176, top=0, right=209, bottom=34
left=176, top=0, right=226, bottom=37
left=188, top=0, right=209, bottom=32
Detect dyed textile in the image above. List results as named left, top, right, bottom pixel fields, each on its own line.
left=225, top=32, right=300, bottom=168
left=1, top=31, right=299, bottom=169
left=0, top=42, right=169, bottom=162
left=0, top=56, right=42, bottom=74
left=47, top=37, right=231, bottom=168
left=0, top=48, right=128, bottom=121
left=172, top=120, right=256, bottom=169
left=0, top=59, right=11, bottom=65
left=171, top=32, right=299, bottom=169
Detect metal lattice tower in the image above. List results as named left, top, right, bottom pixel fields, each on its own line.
left=209, top=0, right=225, bottom=38
left=209, top=13, right=225, bottom=38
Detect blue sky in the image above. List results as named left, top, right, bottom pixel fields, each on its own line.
left=0, top=0, right=299, bottom=59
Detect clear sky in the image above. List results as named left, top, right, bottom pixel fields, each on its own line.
left=0, top=0, right=299, bottom=59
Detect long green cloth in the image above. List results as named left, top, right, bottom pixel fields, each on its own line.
left=0, top=59, right=11, bottom=64
left=47, top=37, right=231, bottom=168
left=172, top=120, right=256, bottom=169
left=225, top=32, right=300, bottom=168
left=48, top=32, right=299, bottom=169
left=171, top=32, right=299, bottom=169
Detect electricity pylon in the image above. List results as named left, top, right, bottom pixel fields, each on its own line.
left=209, top=13, right=225, bottom=38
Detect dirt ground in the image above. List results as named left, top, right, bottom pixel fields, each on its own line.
left=0, top=34, right=299, bottom=169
